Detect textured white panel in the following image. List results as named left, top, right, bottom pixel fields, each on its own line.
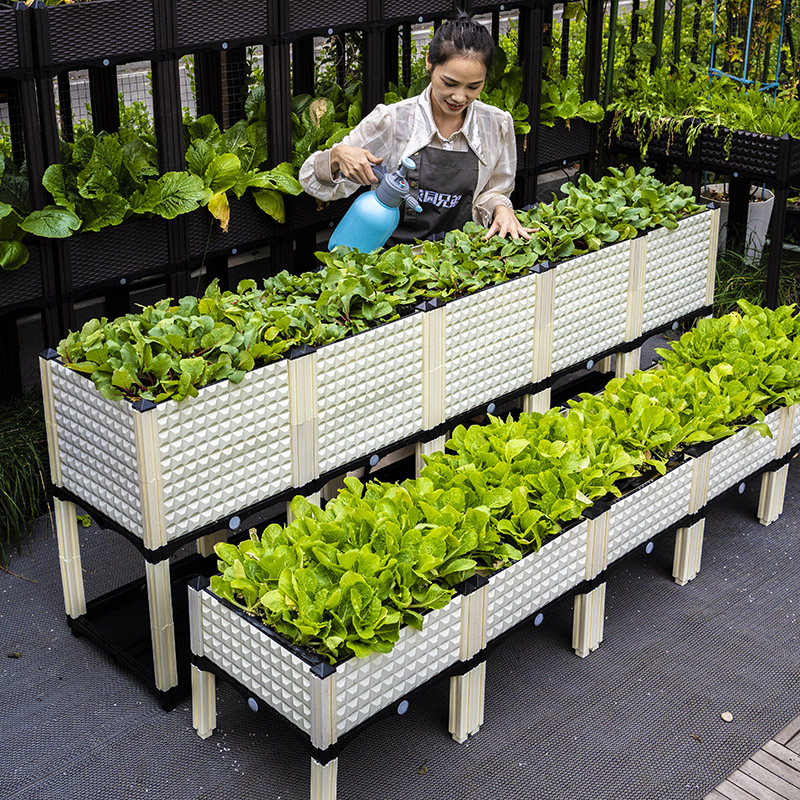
left=157, top=360, right=292, bottom=539
left=51, top=363, right=142, bottom=535
left=642, top=211, right=711, bottom=331
left=550, top=244, right=630, bottom=372
left=335, top=595, right=462, bottom=736
left=706, top=408, right=784, bottom=500
left=444, top=273, right=537, bottom=418
left=316, top=315, right=423, bottom=471
left=484, top=520, right=588, bottom=642
left=199, top=591, right=313, bottom=733
left=792, top=403, right=800, bottom=448
left=606, top=461, right=694, bottom=565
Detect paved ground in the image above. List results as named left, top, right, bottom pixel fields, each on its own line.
left=2, top=458, right=799, bottom=800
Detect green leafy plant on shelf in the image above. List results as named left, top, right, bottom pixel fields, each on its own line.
left=210, top=300, right=800, bottom=662
left=609, top=66, right=800, bottom=159
left=56, top=167, right=702, bottom=404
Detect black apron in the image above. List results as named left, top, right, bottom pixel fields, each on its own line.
left=386, top=145, right=479, bottom=246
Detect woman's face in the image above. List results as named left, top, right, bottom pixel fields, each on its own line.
left=426, top=53, right=487, bottom=123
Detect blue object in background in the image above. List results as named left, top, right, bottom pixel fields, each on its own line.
left=328, top=157, right=423, bottom=252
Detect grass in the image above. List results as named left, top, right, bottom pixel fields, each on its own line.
left=0, top=392, right=50, bottom=567
left=714, top=246, right=800, bottom=316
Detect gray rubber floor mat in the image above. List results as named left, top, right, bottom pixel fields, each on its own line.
left=2, top=463, right=799, bottom=800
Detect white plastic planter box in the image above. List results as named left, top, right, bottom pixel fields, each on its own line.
left=189, top=583, right=463, bottom=745
left=42, top=355, right=293, bottom=547
left=641, top=208, right=718, bottom=332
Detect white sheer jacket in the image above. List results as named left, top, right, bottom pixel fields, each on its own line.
left=298, top=85, right=517, bottom=227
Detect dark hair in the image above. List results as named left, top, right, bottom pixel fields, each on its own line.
left=427, top=11, right=495, bottom=71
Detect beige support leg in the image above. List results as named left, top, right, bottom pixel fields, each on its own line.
left=449, top=662, right=486, bottom=744
left=596, top=355, right=614, bottom=374
left=286, top=491, right=321, bottom=523
left=54, top=497, right=86, bottom=618
left=758, top=465, right=790, bottom=526
left=191, top=665, right=216, bottom=739
left=523, top=387, right=552, bottom=415
left=196, top=529, right=228, bottom=558
left=310, top=758, right=338, bottom=800
left=615, top=348, right=640, bottom=378
left=572, top=582, right=606, bottom=658
left=672, top=519, right=706, bottom=586
left=321, top=473, right=346, bottom=502
left=144, top=560, right=178, bottom=692
left=415, top=436, right=447, bottom=474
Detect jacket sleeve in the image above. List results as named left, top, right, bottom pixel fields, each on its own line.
left=299, top=104, right=397, bottom=203
left=472, top=109, right=517, bottom=227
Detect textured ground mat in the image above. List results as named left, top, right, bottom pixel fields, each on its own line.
left=2, top=462, right=799, bottom=800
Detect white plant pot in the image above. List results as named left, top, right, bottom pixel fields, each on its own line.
left=700, top=183, right=774, bottom=263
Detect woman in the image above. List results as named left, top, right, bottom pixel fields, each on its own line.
left=299, top=13, right=531, bottom=243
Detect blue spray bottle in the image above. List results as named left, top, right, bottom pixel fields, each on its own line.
left=328, top=157, right=423, bottom=252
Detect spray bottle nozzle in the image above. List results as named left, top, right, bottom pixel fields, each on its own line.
left=398, top=157, right=415, bottom=179
left=405, top=195, right=423, bottom=213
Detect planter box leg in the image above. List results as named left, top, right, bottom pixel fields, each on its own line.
left=321, top=474, right=346, bottom=502
left=615, top=348, right=640, bottom=378
left=145, top=560, right=179, bottom=692
left=310, top=757, right=338, bottom=800
left=191, top=664, right=216, bottom=739
left=196, top=529, right=227, bottom=558
left=758, top=464, right=789, bottom=526
left=672, top=519, right=706, bottom=586
left=572, top=582, right=606, bottom=658
left=54, top=497, right=86, bottom=618
left=596, top=355, right=613, bottom=373
left=286, top=492, right=321, bottom=523
left=416, top=436, right=447, bottom=474
left=523, top=388, right=551, bottom=415
left=448, top=662, right=486, bottom=743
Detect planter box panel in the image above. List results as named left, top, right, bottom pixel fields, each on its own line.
left=642, top=211, right=712, bottom=331
left=316, top=315, right=423, bottom=472
left=536, top=119, right=593, bottom=170
left=67, top=218, right=170, bottom=291
left=288, top=3, right=370, bottom=31
left=52, top=364, right=143, bottom=535
left=290, top=193, right=347, bottom=234
left=550, top=243, right=629, bottom=372
left=383, top=0, right=456, bottom=20
left=0, top=10, right=23, bottom=71
left=175, top=0, right=268, bottom=46
left=792, top=405, right=800, bottom=447
left=157, top=361, right=292, bottom=538
left=0, top=246, right=46, bottom=309
left=43, top=0, right=157, bottom=65
left=612, top=120, right=694, bottom=162
left=706, top=409, right=783, bottom=500
left=444, top=274, right=536, bottom=418
left=606, top=461, right=693, bottom=566
left=199, top=590, right=313, bottom=733
left=335, top=597, right=463, bottom=736
left=484, top=520, right=588, bottom=642
left=700, top=127, right=782, bottom=176
left=187, top=198, right=276, bottom=262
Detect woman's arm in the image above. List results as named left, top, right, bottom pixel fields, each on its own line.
left=473, top=109, right=533, bottom=239
left=299, top=105, right=394, bottom=202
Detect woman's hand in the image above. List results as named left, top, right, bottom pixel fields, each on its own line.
left=483, top=204, right=535, bottom=240
left=330, top=145, right=384, bottom=185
